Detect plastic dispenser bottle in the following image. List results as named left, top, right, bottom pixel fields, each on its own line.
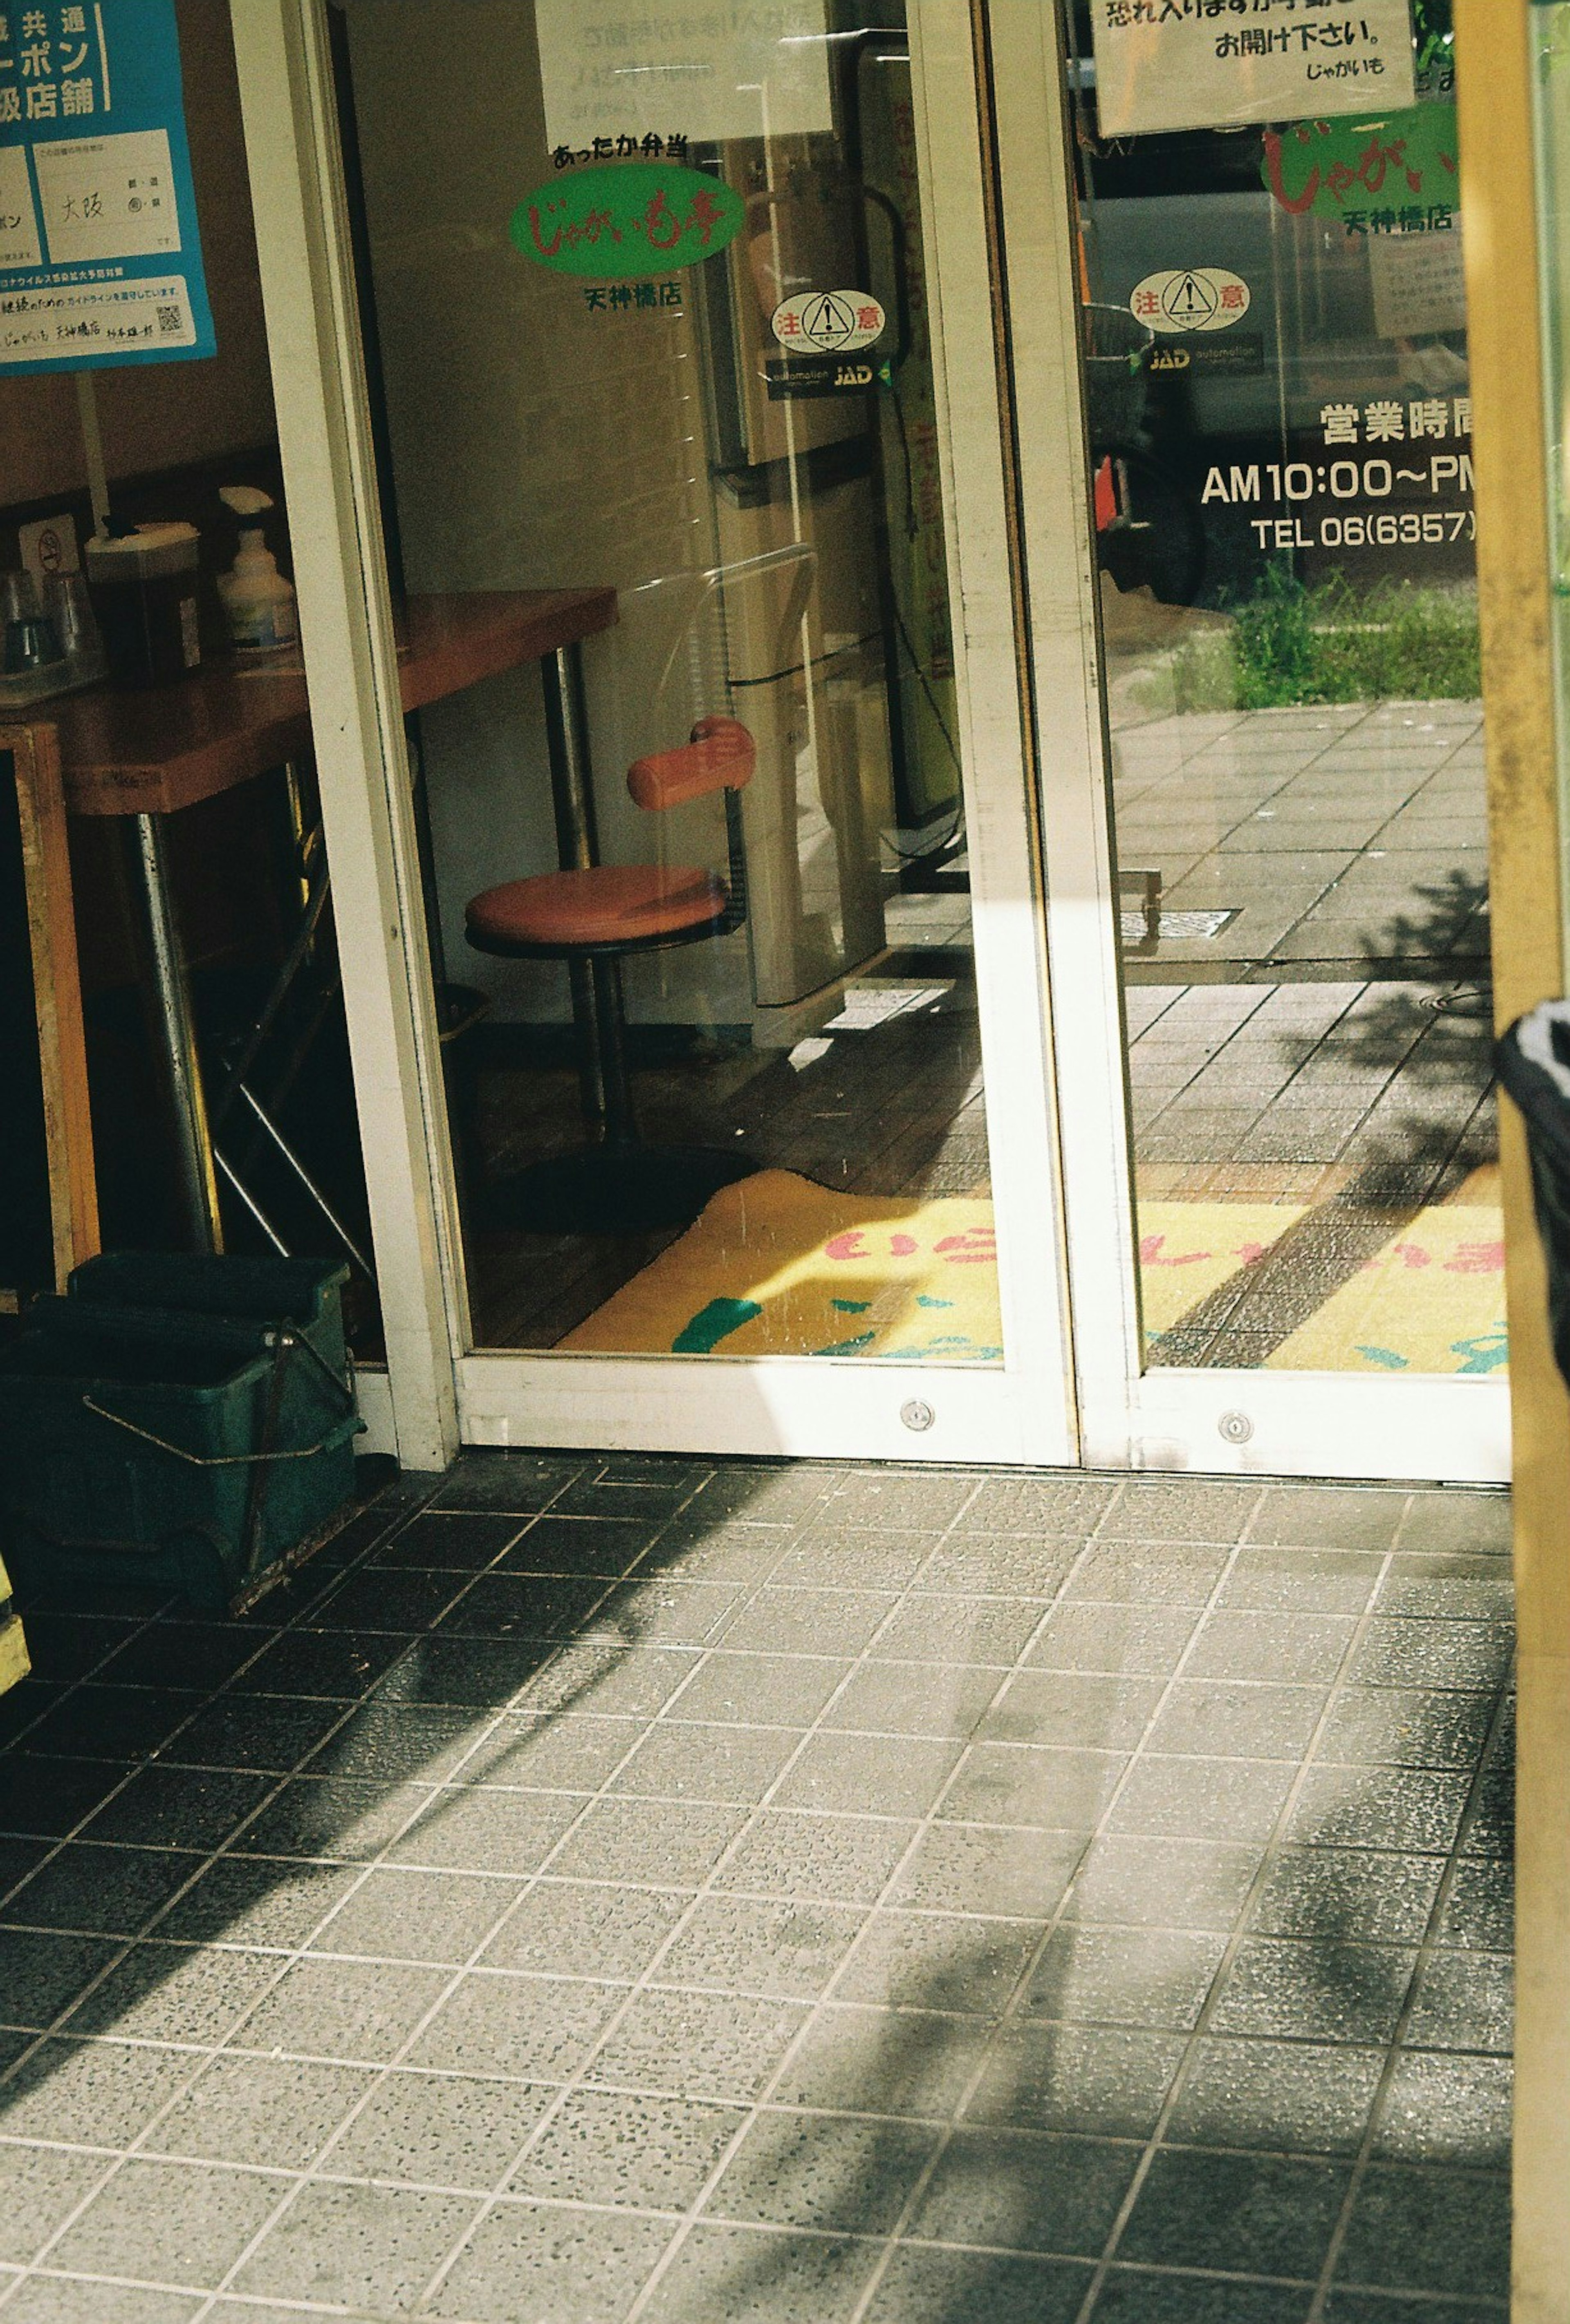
left=217, top=485, right=298, bottom=654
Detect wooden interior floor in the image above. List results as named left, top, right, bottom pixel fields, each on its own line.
left=459, top=967, right=989, bottom=1351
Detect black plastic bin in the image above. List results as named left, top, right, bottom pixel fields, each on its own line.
left=0, top=1298, right=361, bottom=1610
left=1497, top=999, right=1570, bottom=1387
left=67, top=1251, right=349, bottom=1383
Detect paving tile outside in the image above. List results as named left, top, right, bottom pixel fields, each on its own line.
left=0, top=1450, right=1512, bottom=2318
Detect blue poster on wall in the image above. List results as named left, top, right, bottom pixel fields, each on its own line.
left=0, top=0, right=215, bottom=375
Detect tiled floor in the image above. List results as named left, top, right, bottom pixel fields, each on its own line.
left=0, top=1454, right=1513, bottom=2321
left=1109, top=701, right=1488, bottom=973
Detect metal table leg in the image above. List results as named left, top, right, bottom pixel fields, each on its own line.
left=541, top=642, right=608, bottom=1128
left=133, top=812, right=224, bottom=1254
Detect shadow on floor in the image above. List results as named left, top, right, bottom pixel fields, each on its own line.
left=0, top=1454, right=1514, bottom=2322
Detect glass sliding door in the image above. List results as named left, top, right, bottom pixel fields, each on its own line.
left=249, top=0, right=1073, bottom=1464
left=994, top=1, right=1508, bottom=1480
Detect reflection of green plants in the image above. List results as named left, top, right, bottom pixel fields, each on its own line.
left=1152, top=560, right=1480, bottom=711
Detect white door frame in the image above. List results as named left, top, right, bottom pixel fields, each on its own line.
left=228, top=0, right=1081, bottom=1472
left=989, top=0, right=1511, bottom=1485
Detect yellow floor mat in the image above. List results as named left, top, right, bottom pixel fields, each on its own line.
left=558, top=1170, right=1003, bottom=1361
left=1265, top=1204, right=1507, bottom=1375
left=0, top=1554, right=29, bottom=1697
left=1137, top=1202, right=1308, bottom=1339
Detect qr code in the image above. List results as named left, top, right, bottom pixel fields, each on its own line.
left=156, top=303, right=182, bottom=335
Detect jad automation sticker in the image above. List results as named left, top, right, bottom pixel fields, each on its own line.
left=1131, top=268, right=1251, bottom=334
left=771, top=289, right=885, bottom=353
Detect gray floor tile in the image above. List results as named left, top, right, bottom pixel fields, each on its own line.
left=310, top=1865, right=520, bottom=1966
left=407, top=1970, right=625, bottom=2083
left=1186, top=1611, right=1357, bottom=1686
left=713, top=1811, right=917, bottom=1906
left=513, top=2086, right=745, bottom=2210
left=634, top=2219, right=881, bottom=2324
left=427, top=2194, right=672, bottom=2320
left=1404, top=1950, right=1513, bottom=2054
left=155, top=1853, right=358, bottom=1950
left=869, top=1594, right=1046, bottom=1670
left=1333, top=2164, right=1511, bottom=2300
left=771, top=2003, right=989, bottom=2120
left=1436, top=1860, right=1512, bottom=1953
left=0, top=1843, right=201, bottom=1941
left=67, top=1941, right=283, bottom=2047
left=962, top=1476, right=1118, bottom=1536
left=0, top=2037, right=193, bottom=2149
left=512, top=1643, right=702, bottom=1722
left=1248, top=1488, right=1408, bottom=1552
left=907, top=2124, right=1139, bottom=2255
left=585, top=1987, right=811, bottom=2103
left=1321, top=2296, right=1508, bottom=2323
left=327, top=2066, right=553, bottom=2190
left=1064, top=1544, right=1231, bottom=1605
left=939, top=1744, right=1125, bottom=1831
left=979, top=1672, right=1164, bottom=1752
left=478, top=1880, right=687, bottom=1981
left=1148, top=1682, right=1329, bottom=1759
left=1289, top=1766, right=1471, bottom=1855
left=671, top=1654, right=851, bottom=1728
left=1106, top=1755, right=1296, bottom=1842
left=0, top=2144, right=115, bottom=2266
left=1025, top=1605, right=1200, bottom=1675
left=864, top=2244, right=1091, bottom=2324
left=232, top=1773, right=440, bottom=1864
left=773, top=1733, right=963, bottom=1820
left=1211, top=1938, right=1417, bottom=2045
left=719, top=1589, right=897, bottom=1659
left=1348, top=1621, right=1514, bottom=1693
left=706, top=2108, right=937, bottom=2233
left=1102, top=1480, right=1262, bottom=1545
left=1394, top=1493, right=1512, bottom=1557
left=823, top=1660, right=1000, bottom=1740
left=655, top=1895, right=865, bottom=2001
left=1250, top=1847, right=1444, bottom=1945
left=834, top=1910, right=1041, bottom=2017
left=47, top=2157, right=289, bottom=2287
left=145, top=2052, right=368, bottom=2173
left=543, top=1796, right=746, bottom=1888
left=1374, top=2049, right=1512, bottom=2167
left=1374, top=1560, right=1515, bottom=1623
left=608, top=1721, right=802, bottom=1805
left=916, top=1533, right=1082, bottom=1597
left=453, top=1711, right=641, bottom=1793
left=821, top=1470, right=980, bottom=1531
left=1166, top=2035, right=1384, bottom=2154
left=890, top=1824, right=1082, bottom=1921
left=769, top=1529, right=938, bottom=1591
left=1067, top=1834, right=1262, bottom=1932
left=232, top=1954, right=451, bottom=2066
left=1022, top=1925, right=1228, bottom=2032
left=0, top=2281, right=207, bottom=2323
left=1314, top=1688, right=1495, bottom=1770
left=965, top=2021, right=1184, bottom=2139
left=1117, top=2146, right=1349, bottom=2279
left=1094, top=2271, right=1315, bottom=2322
left=231, top=2177, right=476, bottom=2309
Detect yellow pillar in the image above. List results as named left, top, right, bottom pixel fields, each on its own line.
left=1456, top=6, right=1570, bottom=2318
left=0, top=1556, right=28, bottom=1697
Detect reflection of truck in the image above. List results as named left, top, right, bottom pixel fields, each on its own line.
left=1078, top=144, right=1471, bottom=595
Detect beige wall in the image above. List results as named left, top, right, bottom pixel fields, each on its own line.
left=1, top=0, right=275, bottom=510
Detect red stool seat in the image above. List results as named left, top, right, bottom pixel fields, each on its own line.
left=465, top=862, right=729, bottom=950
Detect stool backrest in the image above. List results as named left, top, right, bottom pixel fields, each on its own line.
left=626, top=715, right=755, bottom=811
left=627, top=716, right=755, bottom=939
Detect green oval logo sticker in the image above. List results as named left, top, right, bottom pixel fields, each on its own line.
left=511, top=161, right=745, bottom=279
